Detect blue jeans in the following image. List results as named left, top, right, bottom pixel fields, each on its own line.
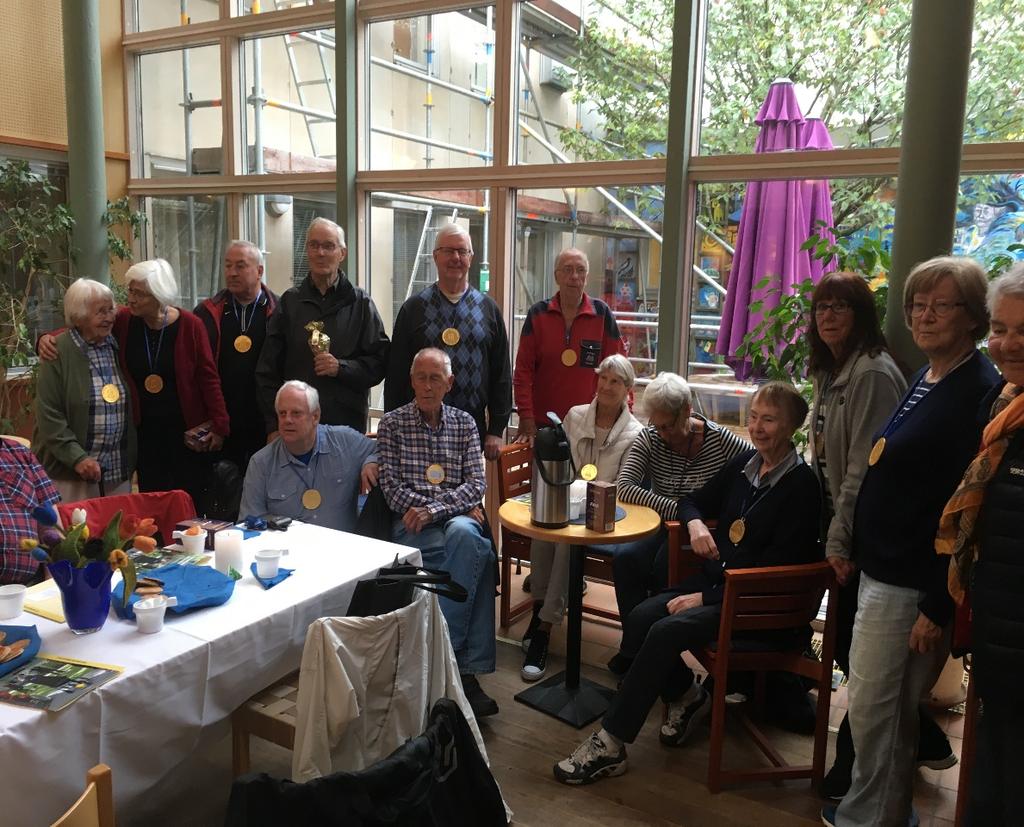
left=392, top=515, right=496, bottom=675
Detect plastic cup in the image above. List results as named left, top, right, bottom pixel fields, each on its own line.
left=172, top=529, right=207, bottom=556
left=255, top=549, right=288, bottom=580
left=134, top=595, right=178, bottom=634
left=0, top=584, right=27, bottom=620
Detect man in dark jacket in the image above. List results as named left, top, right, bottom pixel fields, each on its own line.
left=194, top=240, right=279, bottom=473
left=256, top=218, right=390, bottom=434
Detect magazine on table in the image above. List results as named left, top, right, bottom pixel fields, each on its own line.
left=0, top=654, right=122, bottom=712
left=129, top=545, right=210, bottom=573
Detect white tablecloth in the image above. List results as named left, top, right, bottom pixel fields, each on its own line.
left=0, top=521, right=419, bottom=826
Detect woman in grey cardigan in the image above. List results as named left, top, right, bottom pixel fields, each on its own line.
left=809, top=271, right=953, bottom=798
left=32, top=279, right=136, bottom=501
left=520, top=354, right=643, bottom=681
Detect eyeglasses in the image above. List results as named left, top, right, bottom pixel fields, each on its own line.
left=813, top=300, right=852, bottom=316
left=306, top=240, right=340, bottom=253
left=648, top=411, right=681, bottom=435
left=557, top=265, right=588, bottom=277
left=434, top=246, right=473, bottom=258
left=905, top=300, right=965, bottom=318
left=126, top=286, right=153, bottom=300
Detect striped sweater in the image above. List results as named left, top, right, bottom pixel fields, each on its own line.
left=617, top=415, right=751, bottom=520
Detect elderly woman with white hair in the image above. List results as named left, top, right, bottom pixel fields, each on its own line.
left=32, top=278, right=136, bottom=500
left=521, top=354, right=643, bottom=681
left=607, top=371, right=751, bottom=673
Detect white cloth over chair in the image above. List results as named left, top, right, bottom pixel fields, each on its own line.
left=292, top=587, right=487, bottom=781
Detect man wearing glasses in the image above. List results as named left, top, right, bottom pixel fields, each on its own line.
left=384, top=223, right=512, bottom=461
left=256, top=217, right=390, bottom=434
left=513, top=248, right=626, bottom=440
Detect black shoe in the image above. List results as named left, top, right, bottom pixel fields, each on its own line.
left=659, top=683, right=710, bottom=747
left=522, top=573, right=532, bottom=593
left=522, top=601, right=542, bottom=653
left=461, top=674, right=499, bottom=718
left=916, top=710, right=957, bottom=770
left=521, top=629, right=549, bottom=682
left=607, top=653, right=634, bottom=676
left=554, top=732, right=627, bottom=785
left=821, top=762, right=852, bottom=800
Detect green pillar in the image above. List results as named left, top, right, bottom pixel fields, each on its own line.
left=885, top=0, right=975, bottom=372
left=656, top=0, right=700, bottom=374
left=62, top=0, right=109, bottom=282
left=336, top=0, right=358, bottom=282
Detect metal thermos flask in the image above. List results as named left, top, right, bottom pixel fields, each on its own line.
left=530, top=412, right=576, bottom=528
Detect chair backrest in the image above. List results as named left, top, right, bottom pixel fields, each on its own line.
left=57, top=489, right=197, bottom=543
left=496, top=443, right=532, bottom=503
left=51, top=764, right=114, bottom=827
left=720, top=562, right=835, bottom=634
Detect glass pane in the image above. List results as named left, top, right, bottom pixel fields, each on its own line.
left=367, top=188, right=488, bottom=407
left=517, top=0, right=674, bottom=164
left=954, top=173, right=1024, bottom=265
left=367, top=10, right=495, bottom=170
left=241, top=30, right=338, bottom=172
left=236, top=0, right=333, bottom=15
left=966, top=3, right=1024, bottom=144
left=242, top=192, right=338, bottom=294
left=698, top=3, right=908, bottom=156
left=132, top=0, right=218, bottom=33
left=141, top=195, right=229, bottom=310
left=138, top=47, right=222, bottom=176
left=513, top=185, right=663, bottom=412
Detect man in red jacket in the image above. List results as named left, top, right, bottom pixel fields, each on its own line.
left=513, top=248, right=626, bottom=439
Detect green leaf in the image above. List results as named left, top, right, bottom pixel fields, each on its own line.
left=121, top=562, right=137, bottom=608
left=102, top=510, right=125, bottom=556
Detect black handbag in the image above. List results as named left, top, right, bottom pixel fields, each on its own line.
left=346, top=560, right=468, bottom=617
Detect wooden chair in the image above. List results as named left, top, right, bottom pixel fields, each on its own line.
left=232, top=673, right=300, bottom=776
left=496, top=443, right=620, bottom=628
left=52, top=764, right=114, bottom=827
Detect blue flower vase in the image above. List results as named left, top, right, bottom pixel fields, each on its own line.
left=48, top=560, right=113, bottom=634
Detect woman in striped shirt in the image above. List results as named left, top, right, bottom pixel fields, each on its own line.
left=608, top=372, right=750, bottom=673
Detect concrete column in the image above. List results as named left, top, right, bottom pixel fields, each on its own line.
left=655, top=0, right=700, bottom=374
left=885, top=0, right=976, bottom=372
left=336, top=0, right=358, bottom=283
left=62, top=0, right=109, bottom=282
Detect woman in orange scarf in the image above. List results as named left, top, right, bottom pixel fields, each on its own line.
left=936, top=263, right=1024, bottom=826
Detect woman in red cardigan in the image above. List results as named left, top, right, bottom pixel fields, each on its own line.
left=115, top=259, right=229, bottom=505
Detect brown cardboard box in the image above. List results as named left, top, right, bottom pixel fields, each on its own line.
left=586, top=481, right=617, bottom=532
left=175, top=518, right=234, bottom=550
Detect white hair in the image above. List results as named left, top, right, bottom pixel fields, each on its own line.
left=434, top=223, right=472, bottom=252
left=988, top=261, right=1024, bottom=314
left=596, top=353, right=635, bottom=389
left=643, top=372, right=692, bottom=416
left=275, top=379, right=320, bottom=413
left=555, top=247, right=589, bottom=273
left=411, top=347, right=453, bottom=377
left=124, top=258, right=178, bottom=308
left=306, top=217, right=346, bottom=248
left=226, top=239, right=264, bottom=267
left=64, top=278, right=114, bottom=326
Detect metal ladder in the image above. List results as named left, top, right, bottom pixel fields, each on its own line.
left=405, top=207, right=460, bottom=301
left=268, top=0, right=337, bottom=159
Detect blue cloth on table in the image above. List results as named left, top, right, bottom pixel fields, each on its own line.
left=250, top=562, right=294, bottom=590
left=569, top=505, right=626, bottom=525
left=113, top=563, right=235, bottom=620
left=0, top=624, right=40, bottom=678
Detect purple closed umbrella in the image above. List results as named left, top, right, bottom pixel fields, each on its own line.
left=714, top=80, right=836, bottom=380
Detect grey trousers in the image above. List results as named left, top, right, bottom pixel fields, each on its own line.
left=528, top=539, right=569, bottom=624
left=836, top=573, right=950, bottom=827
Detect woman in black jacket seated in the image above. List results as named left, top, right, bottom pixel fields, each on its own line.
left=936, top=263, right=1024, bottom=827
left=554, top=381, right=821, bottom=785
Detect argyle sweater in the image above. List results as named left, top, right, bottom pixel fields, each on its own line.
left=383, top=284, right=512, bottom=439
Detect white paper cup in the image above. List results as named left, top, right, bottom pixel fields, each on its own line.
left=0, top=584, right=27, bottom=619
left=134, top=595, right=178, bottom=634
left=172, top=529, right=207, bottom=556
left=255, top=549, right=288, bottom=580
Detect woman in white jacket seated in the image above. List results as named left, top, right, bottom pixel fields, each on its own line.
left=521, top=353, right=642, bottom=681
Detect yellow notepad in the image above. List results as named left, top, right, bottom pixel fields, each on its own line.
left=22, top=580, right=65, bottom=623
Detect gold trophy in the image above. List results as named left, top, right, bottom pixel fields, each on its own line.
left=304, top=320, right=331, bottom=357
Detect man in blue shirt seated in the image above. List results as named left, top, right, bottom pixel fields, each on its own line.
left=378, top=347, right=498, bottom=718
left=239, top=380, right=378, bottom=532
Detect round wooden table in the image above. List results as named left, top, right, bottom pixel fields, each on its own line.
left=498, top=499, right=661, bottom=727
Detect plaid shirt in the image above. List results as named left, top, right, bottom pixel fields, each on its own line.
left=378, top=401, right=484, bottom=523
left=0, top=440, right=60, bottom=585
left=69, top=329, right=130, bottom=483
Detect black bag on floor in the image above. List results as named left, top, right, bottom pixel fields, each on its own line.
left=346, top=560, right=468, bottom=617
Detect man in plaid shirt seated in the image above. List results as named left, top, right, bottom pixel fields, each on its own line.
left=378, top=347, right=498, bottom=718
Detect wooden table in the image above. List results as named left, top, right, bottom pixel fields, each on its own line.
left=498, top=499, right=660, bottom=727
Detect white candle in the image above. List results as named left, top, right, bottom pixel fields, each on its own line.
left=214, top=529, right=244, bottom=575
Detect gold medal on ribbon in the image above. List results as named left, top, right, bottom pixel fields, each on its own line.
left=301, top=488, right=322, bottom=510
left=441, top=327, right=461, bottom=347
left=234, top=334, right=253, bottom=353
left=304, top=320, right=331, bottom=355
left=580, top=463, right=598, bottom=481
left=101, top=383, right=121, bottom=404
left=868, top=437, right=886, bottom=466
left=728, top=518, right=746, bottom=545
left=561, top=348, right=577, bottom=367
left=144, top=374, right=164, bottom=394
left=425, top=463, right=446, bottom=485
